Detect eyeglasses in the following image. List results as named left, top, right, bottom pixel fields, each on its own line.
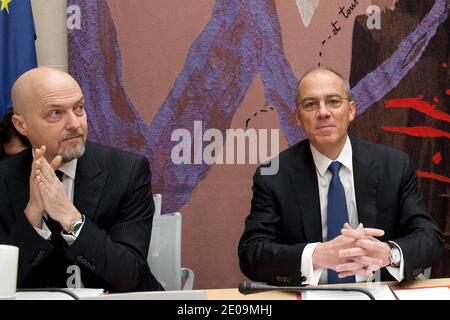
left=298, top=96, right=352, bottom=112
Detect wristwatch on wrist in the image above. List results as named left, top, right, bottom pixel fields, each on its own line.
left=67, top=215, right=85, bottom=237
left=387, top=242, right=401, bottom=267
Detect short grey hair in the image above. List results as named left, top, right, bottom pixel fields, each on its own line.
left=295, top=67, right=352, bottom=108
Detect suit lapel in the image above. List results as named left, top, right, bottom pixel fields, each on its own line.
left=351, top=137, right=378, bottom=228
left=289, top=142, right=323, bottom=242
left=7, top=176, right=30, bottom=219
left=73, top=143, right=107, bottom=219
left=6, top=150, right=32, bottom=219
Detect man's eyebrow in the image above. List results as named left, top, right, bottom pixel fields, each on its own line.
left=299, top=97, right=320, bottom=105
left=43, top=104, right=63, bottom=110
left=300, top=94, right=342, bottom=102
left=41, top=98, right=85, bottom=112
left=299, top=96, right=317, bottom=103
left=72, top=97, right=84, bottom=105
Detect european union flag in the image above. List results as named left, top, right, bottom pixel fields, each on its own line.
left=0, top=0, right=37, bottom=116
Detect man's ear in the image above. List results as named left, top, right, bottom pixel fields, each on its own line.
left=349, top=100, right=356, bottom=122
left=11, top=114, right=28, bottom=136
left=295, top=108, right=303, bottom=128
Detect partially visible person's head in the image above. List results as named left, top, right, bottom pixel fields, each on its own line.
left=11, top=68, right=87, bottom=163
left=0, top=109, right=31, bottom=160
left=295, top=67, right=356, bottom=159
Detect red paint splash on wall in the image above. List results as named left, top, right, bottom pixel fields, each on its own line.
left=382, top=126, right=450, bottom=138
left=384, top=91, right=449, bottom=184
left=417, top=170, right=450, bottom=183
left=384, top=97, right=450, bottom=122
left=432, top=152, right=442, bottom=164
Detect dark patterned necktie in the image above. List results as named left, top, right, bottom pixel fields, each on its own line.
left=327, top=161, right=355, bottom=284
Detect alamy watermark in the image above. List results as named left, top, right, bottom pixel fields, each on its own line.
left=366, top=5, right=381, bottom=30
left=171, top=121, right=280, bottom=175
left=66, top=5, right=81, bottom=30
left=67, top=3, right=382, bottom=31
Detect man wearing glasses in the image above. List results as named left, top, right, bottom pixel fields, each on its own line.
left=238, top=68, right=443, bottom=286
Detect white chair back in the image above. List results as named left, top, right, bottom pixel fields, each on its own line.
left=148, top=194, right=194, bottom=290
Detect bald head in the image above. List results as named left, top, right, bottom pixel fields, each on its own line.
left=12, top=68, right=82, bottom=115
left=10, top=67, right=87, bottom=163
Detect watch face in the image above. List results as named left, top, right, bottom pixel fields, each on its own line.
left=69, top=215, right=85, bottom=236
left=71, top=222, right=83, bottom=236
left=390, top=248, right=401, bottom=264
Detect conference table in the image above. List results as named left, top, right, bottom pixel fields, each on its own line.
left=207, top=278, right=450, bottom=300
left=12, top=278, right=450, bottom=300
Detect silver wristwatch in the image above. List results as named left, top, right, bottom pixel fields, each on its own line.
left=68, top=215, right=85, bottom=237
left=387, top=242, right=401, bottom=267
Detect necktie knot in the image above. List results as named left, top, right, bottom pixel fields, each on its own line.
left=328, top=161, right=341, bottom=176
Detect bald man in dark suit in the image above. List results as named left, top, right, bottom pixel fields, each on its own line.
left=0, top=68, right=162, bottom=292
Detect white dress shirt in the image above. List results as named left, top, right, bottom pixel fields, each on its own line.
left=300, top=136, right=404, bottom=284
left=34, top=159, right=84, bottom=245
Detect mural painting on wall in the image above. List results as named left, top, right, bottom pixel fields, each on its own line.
left=67, top=0, right=449, bottom=286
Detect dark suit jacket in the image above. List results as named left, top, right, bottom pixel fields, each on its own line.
left=0, top=141, right=163, bottom=292
left=238, top=137, right=443, bottom=286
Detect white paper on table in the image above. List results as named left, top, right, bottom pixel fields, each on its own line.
left=302, top=284, right=397, bottom=300
left=15, top=288, right=104, bottom=300
left=67, top=288, right=105, bottom=298
left=393, top=287, right=450, bottom=300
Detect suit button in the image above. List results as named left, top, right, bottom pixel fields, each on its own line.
left=90, top=265, right=96, bottom=271
left=301, top=276, right=306, bottom=282
left=31, top=261, right=37, bottom=266
left=77, top=256, right=83, bottom=262
left=81, top=258, right=87, bottom=265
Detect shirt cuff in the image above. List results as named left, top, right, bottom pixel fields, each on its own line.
left=301, top=242, right=324, bottom=285
left=386, top=241, right=405, bottom=282
left=61, top=232, right=76, bottom=246
left=34, top=220, right=52, bottom=240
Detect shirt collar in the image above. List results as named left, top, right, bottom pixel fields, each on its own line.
left=58, top=158, right=78, bottom=180
left=309, top=135, right=353, bottom=177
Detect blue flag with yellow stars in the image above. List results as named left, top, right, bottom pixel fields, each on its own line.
left=0, top=0, right=37, bottom=116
